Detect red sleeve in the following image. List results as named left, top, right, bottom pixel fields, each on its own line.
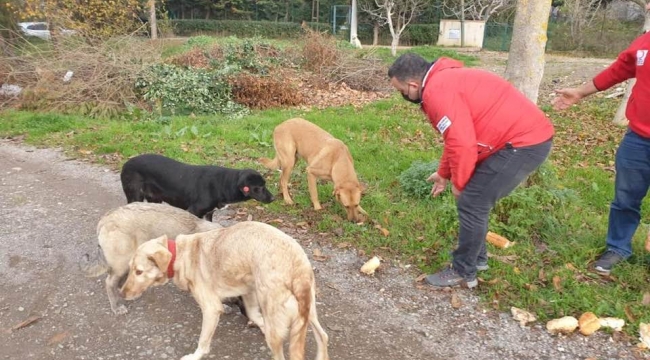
left=425, top=91, right=477, bottom=191
left=437, top=150, right=451, bottom=179
left=593, top=40, right=638, bottom=91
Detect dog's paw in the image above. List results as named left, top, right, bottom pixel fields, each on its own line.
left=180, top=353, right=204, bottom=360
left=112, top=304, right=128, bottom=315
left=247, top=320, right=265, bottom=333
left=222, top=303, right=238, bottom=315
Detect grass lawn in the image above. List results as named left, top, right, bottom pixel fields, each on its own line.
left=1, top=43, right=649, bottom=339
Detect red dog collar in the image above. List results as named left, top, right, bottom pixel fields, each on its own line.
left=167, top=239, right=176, bottom=278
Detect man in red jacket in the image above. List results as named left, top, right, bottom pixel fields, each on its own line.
left=553, top=4, right=650, bottom=275
left=389, top=53, right=554, bottom=288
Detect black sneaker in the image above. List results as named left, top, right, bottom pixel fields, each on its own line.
left=425, top=266, right=478, bottom=288
left=593, top=250, right=625, bottom=275
left=476, top=260, right=489, bottom=271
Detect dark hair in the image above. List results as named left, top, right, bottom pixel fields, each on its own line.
left=388, top=53, right=430, bottom=81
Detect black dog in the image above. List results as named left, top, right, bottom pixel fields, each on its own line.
left=120, top=154, right=274, bottom=219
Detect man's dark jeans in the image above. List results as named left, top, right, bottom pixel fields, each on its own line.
left=452, top=139, right=553, bottom=280
left=605, top=130, right=650, bottom=259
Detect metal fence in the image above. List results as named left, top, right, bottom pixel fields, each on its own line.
left=481, top=20, right=643, bottom=57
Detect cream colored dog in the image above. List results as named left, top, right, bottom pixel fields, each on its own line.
left=80, top=202, right=222, bottom=315
left=120, top=221, right=329, bottom=360
left=260, top=117, right=366, bottom=222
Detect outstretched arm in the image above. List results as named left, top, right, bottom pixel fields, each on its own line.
left=551, top=81, right=599, bottom=111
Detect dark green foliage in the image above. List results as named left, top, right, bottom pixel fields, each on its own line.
left=171, top=19, right=332, bottom=38
left=136, top=63, right=248, bottom=117
left=399, top=160, right=440, bottom=199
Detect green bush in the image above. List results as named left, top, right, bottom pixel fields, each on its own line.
left=185, top=35, right=217, bottom=48
left=354, top=24, right=439, bottom=46
left=136, top=63, right=248, bottom=118
left=171, top=19, right=331, bottom=39
left=220, top=37, right=273, bottom=74
left=398, top=160, right=440, bottom=199
left=490, top=162, right=577, bottom=241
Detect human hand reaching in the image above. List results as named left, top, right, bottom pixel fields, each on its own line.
left=427, top=172, right=448, bottom=197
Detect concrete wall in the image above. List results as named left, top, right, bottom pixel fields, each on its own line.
left=436, top=19, right=486, bottom=48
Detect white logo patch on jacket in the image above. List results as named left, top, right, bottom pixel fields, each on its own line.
left=436, top=115, right=452, bottom=134
left=638, top=50, right=648, bottom=66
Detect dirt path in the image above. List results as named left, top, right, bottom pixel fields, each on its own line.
left=464, top=50, right=620, bottom=106
left=0, top=138, right=644, bottom=360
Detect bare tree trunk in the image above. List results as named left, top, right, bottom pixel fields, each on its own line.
left=311, top=0, right=319, bottom=22
left=350, top=0, right=362, bottom=48
left=613, top=6, right=650, bottom=125
left=391, top=35, right=399, bottom=56
left=504, top=0, right=553, bottom=104
left=149, top=0, right=158, bottom=40
left=373, top=22, right=380, bottom=45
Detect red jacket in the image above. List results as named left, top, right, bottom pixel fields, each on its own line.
left=421, top=58, right=554, bottom=191
left=593, top=32, right=650, bottom=137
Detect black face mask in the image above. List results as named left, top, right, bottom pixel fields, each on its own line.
left=401, top=92, right=422, bottom=105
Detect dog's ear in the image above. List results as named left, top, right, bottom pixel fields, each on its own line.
left=359, top=182, right=368, bottom=194
left=153, top=235, right=167, bottom=245
left=148, top=248, right=171, bottom=272
left=147, top=237, right=171, bottom=272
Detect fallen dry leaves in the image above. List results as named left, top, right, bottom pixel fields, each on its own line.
left=48, top=331, right=70, bottom=346
left=312, top=248, right=329, bottom=262
left=624, top=305, right=637, bottom=323
left=5, top=315, right=41, bottom=333
left=415, top=273, right=427, bottom=283
left=643, top=292, right=650, bottom=306
left=552, top=275, right=563, bottom=292
left=450, top=293, right=463, bottom=309
left=374, top=224, right=390, bottom=237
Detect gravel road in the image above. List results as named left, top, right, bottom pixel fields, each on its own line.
left=0, top=139, right=643, bottom=360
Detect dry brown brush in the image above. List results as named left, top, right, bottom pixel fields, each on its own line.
left=1, top=34, right=161, bottom=116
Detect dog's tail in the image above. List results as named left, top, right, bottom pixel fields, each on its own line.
left=288, top=274, right=329, bottom=360
left=259, top=156, right=280, bottom=170
left=307, top=284, right=330, bottom=360
left=78, top=245, right=109, bottom=278
left=288, top=276, right=312, bottom=360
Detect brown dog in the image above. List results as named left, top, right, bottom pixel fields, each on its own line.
left=260, top=118, right=366, bottom=222
left=80, top=202, right=222, bottom=315
left=120, top=221, right=329, bottom=360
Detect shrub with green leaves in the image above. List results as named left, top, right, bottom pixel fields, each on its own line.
left=136, top=64, right=248, bottom=117
left=185, top=35, right=217, bottom=49
left=171, top=19, right=331, bottom=39
left=490, top=162, right=577, bottom=241
left=221, top=38, right=270, bottom=74
left=398, top=160, right=440, bottom=199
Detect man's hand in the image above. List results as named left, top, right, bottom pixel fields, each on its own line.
left=551, top=88, right=582, bottom=110
left=552, top=82, right=599, bottom=111
left=427, top=172, right=447, bottom=197
left=451, top=184, right=461, bottom=199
